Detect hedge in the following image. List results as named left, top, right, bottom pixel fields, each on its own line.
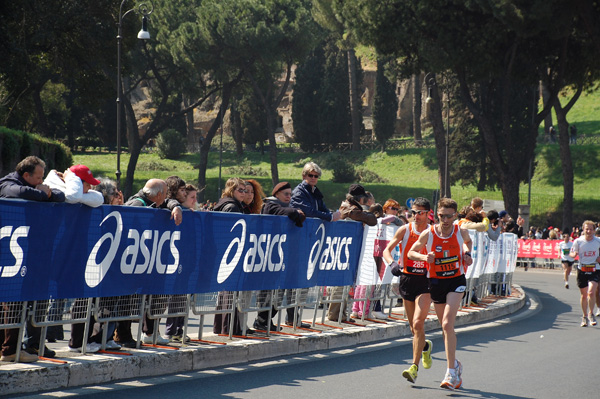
left=0, top=126, right=73, bottom=176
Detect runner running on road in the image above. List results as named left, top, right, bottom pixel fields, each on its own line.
left=408, top=198, right=473, bottom=390
left=383, top=197, right=433, bottom=384
left=569, top=221, right=600, bottom=327
left=559, top=233, right=575, bottom=289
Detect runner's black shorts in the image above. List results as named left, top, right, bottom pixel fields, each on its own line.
left=561, top=260, right=574, bottom=267
left=399, top=273, right=430, bottom=302
left=429, top=274, right=467, bottom=304
left=576, top=269, right=600, bottom=289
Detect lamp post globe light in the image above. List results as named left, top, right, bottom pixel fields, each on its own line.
left=116, top=0, right=153, bottom=190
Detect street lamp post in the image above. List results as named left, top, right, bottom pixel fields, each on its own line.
left=116, top=0, right=153, bottom=190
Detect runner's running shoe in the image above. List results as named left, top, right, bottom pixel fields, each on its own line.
left=581, top=317, right=588, bottom=327
left=422, top=339, right=433, bottom=369
left=440, top=371, right=460, bottom=390
left=455, top=360, right=463, bottom=389
left=589, top=314, right=597, bottom=326
left=402, top=364, right=418, bottom=383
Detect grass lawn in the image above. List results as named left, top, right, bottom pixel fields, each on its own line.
left=73, top=88, right=600, bottom=229
left=74, top=141, right=600, bottom=229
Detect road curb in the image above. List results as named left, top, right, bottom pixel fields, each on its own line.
left=0, top=286, right=525, bottom=396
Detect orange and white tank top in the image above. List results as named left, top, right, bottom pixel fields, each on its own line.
left=425, top=224, right=465, bottom=279
left=400, top=222, right=428, bottom=275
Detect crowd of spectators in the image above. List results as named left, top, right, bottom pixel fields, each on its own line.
left=0, top=156, right=533, bottom=363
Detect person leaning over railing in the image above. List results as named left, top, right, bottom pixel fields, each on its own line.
left=212, top=177, right=254, bottom=336
left=0, top=156, right=66, bottom=363
left=118, top=178, right=183, bottom=346
left=327, top=184, right=377, bottom=323
left=163, top=176, right=191, bottom=343
left=290, top=162, right=341, bottom=222
left=40, top=164, right=108, bottom=355
left=254, top=182, right=308, bottom=331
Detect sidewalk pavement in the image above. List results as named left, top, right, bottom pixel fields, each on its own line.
left=0, top=286, right=526, bottom=396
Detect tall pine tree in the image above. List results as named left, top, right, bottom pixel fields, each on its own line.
left=372, top=58, right=398, bottom=151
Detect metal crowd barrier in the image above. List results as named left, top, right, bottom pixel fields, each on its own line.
left=30, top=298, right=93, bottom=355
left=237, top=290, right=271, bottom=336
left=517, top=257, right=564, bottom=270
left=93, top=295, right=145, bottom=350
left=190, top=291, right=236, bottom=340
left=0, top=301, right=28, bottom=361
left=144, top=294, right=190, bottom=345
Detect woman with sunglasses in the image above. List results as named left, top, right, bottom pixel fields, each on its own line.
left=381, top=199, right=406, bottom=226
left=213, top=177, right=254, bottom=336
left=290, top=162, right=341, bottom=222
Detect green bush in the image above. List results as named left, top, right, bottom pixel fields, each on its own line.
left=325, top=153, right=357, bottom=183
left=0, top=126, right=72, bottom=174
left=356, top=167, right=388, bottom=183
left=137, top=160, right=171, bottom=171
left=156, top=129, right=186, bottom=159
left=226, top=160, right=268, bottom=176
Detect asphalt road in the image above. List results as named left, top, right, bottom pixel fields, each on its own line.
left=12, top=268, right=597, bottom=399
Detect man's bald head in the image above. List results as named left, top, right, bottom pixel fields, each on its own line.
left=143, top=179, right=167, bottom=205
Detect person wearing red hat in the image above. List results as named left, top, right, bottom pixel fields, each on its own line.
left=43, top=164, right=103, bottom=207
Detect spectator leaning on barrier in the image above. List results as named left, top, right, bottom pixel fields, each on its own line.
left=382, top=198, right=405, bottom=226
left=120, top=178, right=178, bottom=346
left=243, top=179, right=265, bottom=215
left=42, top=164, right=112, bottom=355
left=43, top=164, right=104, bottom=207
left=94, top=178, right=124, bottom=205
left=485, top=210, right=502, bottom=241
left=327, top=184, right=377, bottom=323
left=0, top=156, right=66, bottom=363
left=0, top=156, right=65, bottom=202
left=163, top=176, right=190, bottom=343
left=213, top=177, right=254, bottom=336
left=182, top=184, right=198, bottom=210
left=126, top=178, right=183, bottom=226
left=253, top=182, right=308, bottom=332
left=290, top=161, right=341, bottom=222
left=457, top=206, right=489, bottom=232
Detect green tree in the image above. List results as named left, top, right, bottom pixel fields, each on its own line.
left=292, top=39, right=357, bottom=151
left=292, top=43, right=326, bottom=151
left=372, top=58, right=397, bottom=151
left=344, top=0, right=592, bottom=218
left=239, top=0, right=318, bottom=185
left=0, top=0, right=116, bottom=147
left=312, top=0, right=363, bottom=150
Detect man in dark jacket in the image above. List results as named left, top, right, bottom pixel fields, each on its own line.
left=254, top=182, right=309, bottom=331
left=125, top=178, right=183, bottom=225
left=115, top=178, right=182, bottom=347
left=290, top=162, right=340, bottom=222
left=0, top=156, right=65, bottom=363
left=0, top=156, right=65, bottom=202
left=262, top=182, right=306, bottom=227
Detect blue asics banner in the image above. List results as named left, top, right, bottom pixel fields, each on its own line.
left=0, top=200, right=364, bottom=301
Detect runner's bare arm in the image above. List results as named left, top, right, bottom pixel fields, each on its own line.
left=460, top=228, right=473, bottom=266
left=408, top=229, right=433, bottom=263
left=383, top=225, right=407, bottom=264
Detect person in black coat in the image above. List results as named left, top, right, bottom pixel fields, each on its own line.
left=253, top=182, right=310, bottom=331
left=213, top=177, right=253, bottom=336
